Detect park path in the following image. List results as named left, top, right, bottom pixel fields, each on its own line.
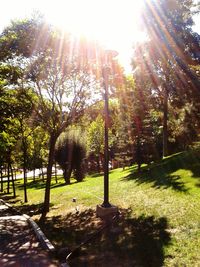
left=0, top=199, right=59, bottom=267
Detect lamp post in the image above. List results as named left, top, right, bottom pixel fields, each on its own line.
left=102, top=65, right=110, bottom=208
left=96, top=50, right=118, bottom=218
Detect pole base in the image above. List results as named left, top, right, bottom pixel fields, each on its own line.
left=96, top=204, right=118, bottom=220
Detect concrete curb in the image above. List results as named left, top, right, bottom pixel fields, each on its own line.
left=0, top=199, right=20, bottom=214
left=0, top=199, right=55, bottom=252
left=23, top=214, right=55, bottom=252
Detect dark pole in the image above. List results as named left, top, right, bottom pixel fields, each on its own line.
left=96, top=50, right=118, bottom=218
left=102, top=67, right=111, bottom=208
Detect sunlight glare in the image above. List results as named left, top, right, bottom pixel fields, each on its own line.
left=43, top=0, right=146, bottom=72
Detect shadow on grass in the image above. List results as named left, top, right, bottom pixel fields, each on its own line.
left=157, top=150, right=200, bottom=177
left=123, top=149, right=200, bottom=192
left=17, top=180, right=47, bottom=190
left=0, top=194, right=20, bottom=204
left=17, top=180, right=67, bottom=191
left=14, top=202, right=49, bottom=216
left=16, top=178, right=86, bottom=191
left=51, top=179, right=86, bottom=189
left=0, top=194, right=53, bottom=216
left=124, top=169, right=188, bottom=192
left=38, top=208, right=171, bottom=267
left=89, top=172, right=103, bottom=178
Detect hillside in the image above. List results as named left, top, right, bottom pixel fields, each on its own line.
left=2, top=147, right=200, bottom=266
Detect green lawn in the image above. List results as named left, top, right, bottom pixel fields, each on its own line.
left=1, top=147, right=200, bottom=266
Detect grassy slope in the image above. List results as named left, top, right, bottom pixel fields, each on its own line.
left=3, top=147, right=200, bottom=266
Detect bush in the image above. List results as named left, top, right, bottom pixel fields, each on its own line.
left=55, top=135, right=86, bottom=184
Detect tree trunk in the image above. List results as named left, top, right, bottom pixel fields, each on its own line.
left=7, top=163, right=10, bottom=194
left=33, top=169, right=36, bottom=181
left=41, top=167, right=44, bottom=182
left=10, top=164, right=16, bottom=198
left=96, top=156, right=100, bottom=173
left=63, top=165, right=72, bottom=184
left=4, top=165, right=7, bottom=177
left=55, top=163, right=58, bottom=183
left=163, top=89, right=169, bottom=157
left=136, top=137, right=142, bottom=173
left=41, top=134, right=57, bottom=220
left=23, top=166, right=28, bottom=202
left=22, top=140, right=28, bottom=203
left=0, top=167, right=3, bottom=192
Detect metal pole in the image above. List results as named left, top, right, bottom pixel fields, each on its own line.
left=102, top=67, right=111, bottom=208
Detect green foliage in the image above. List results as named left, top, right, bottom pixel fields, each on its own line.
left=0, top=84, right=38, bottom=170
left=132, top=0, right=200, bottom=156
left=55, top=132, right=86, bottom=183
left=28, top=127, right=49, bottom=170
left=0, top=16, right=106, bottom=214
left=0, top=63, right=23, bottom=84
left=87, top=115, right=104, bottom=156
left=117, top=76, right=160, bottom=169
left=0, top=16, right=47, bottom=59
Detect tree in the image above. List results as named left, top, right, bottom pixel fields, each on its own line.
left=0, top=17, right=121, bottom=218
left=117, top=76, right=160, bottom=171
left=132, top=0, right=200, bottom=157
left=30, top=37, right=101, bottom=218
left=82, top=99, right=122, bottom=172
left=0, top=64, right=24, bottom=196
left=0, top=91, right=17, bottom=197
left=14, top=87, right=37, bottom=202
left=87, top=115, right=104, bottom=173
left=55, top=133, right=86, bottom=183
left=0, top=84, right=37, bottom=201
left=29, top=126, right=49, bottom=181
left=0, top=15, right=48, bottom=60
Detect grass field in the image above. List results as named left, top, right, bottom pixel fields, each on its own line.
left=1, top=147, right=200, bottom=266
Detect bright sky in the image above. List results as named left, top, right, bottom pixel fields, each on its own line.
left=0, top=0, right=199, bottom=73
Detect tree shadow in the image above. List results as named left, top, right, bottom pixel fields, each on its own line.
left=161, top=149, right=200, bottom=180
left=124, top=168, right=188, bottom=192
left=38, top=208, right=171, bottom=267
left=13, top=202, right=49, bottom=216
left=17, top=180, right=47, bottom=190
left=162, top=150, right=200, bottom=177
left=189, top=163, right=200, bottom=179
left=0, top=197, right=49, bottom=216
left=123, top=149, right=200, bottom=192
left=89, top=172, right=103, bottom=178
left=0, top=215, right=58, bottom=266
left=51, top=182, right=68, bottom=189
left=51, top=179, right=85, bottom=189
left=16, top=179, right=86, bottom=191
left=0, top=194, right=20, bottom=204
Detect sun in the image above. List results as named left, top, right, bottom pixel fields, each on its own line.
left=43, top=0, right=146, bottom=72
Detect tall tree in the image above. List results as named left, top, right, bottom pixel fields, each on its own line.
left=87, top=115, right=104, bottom=173
left=0, top=17, right=121, bottom=218
left=132, top=0, right=200, bottom=157
left=14, top=87, right=37, bottom=202
left=117, top=76, right=160, bottom=170
left=0, top=64, right=24, bottom=196
left=29, top=37, right=101, bottom=219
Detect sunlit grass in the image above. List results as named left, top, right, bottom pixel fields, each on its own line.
left=2, top=148, right=200, bottom=266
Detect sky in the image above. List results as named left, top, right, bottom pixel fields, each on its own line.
left=0, top=0, right=200, bottom=73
